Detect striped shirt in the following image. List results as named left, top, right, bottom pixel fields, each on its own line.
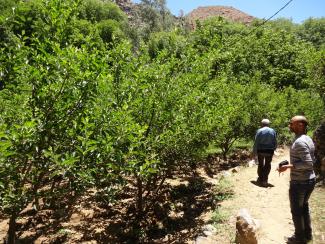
left=290, top=134, right=316, bottom=181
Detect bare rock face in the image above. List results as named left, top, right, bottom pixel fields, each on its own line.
left=235, top=208, right=260, bottom=244
left=187, top=6, right=255, bottom=29
left=113, top=0, right=135, bottom=18
left=113, top=0, right=132, bottom=7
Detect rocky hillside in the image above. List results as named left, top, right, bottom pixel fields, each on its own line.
left=114, top=1, right=255, bottom=29
left=187, top=6, right=255, bottom=28
left=113, top=0, right=135, bottom=19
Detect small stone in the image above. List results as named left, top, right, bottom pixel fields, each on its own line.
left=203, top=224, right=217, bottom=233
left=195, top=236, right=209, bottom=244
left=232, top=167, right=240, bottom=173
left=222, top=171, right=232, bottom=178
left=163, top=234, right=173, bottom=242
left=80, top=209, right=94, bottom=219
left=176, top=202, right=183, bottom=208
left=203, top=230, right=213, bottom=236
left=247, top=160, right=256, bottom=167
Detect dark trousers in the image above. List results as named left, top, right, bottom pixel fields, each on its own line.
left=289, top=179, right=316, bottom=240
left=257, top=152, right=273, bottom=183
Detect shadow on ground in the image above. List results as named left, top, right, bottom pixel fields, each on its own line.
left=250, top=180, right=275, bottom=188
left=1, top=151, right=252, bottom=243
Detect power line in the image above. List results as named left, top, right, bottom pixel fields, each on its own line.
left=221, top=0, right=295, bottom=72
left=248, top=0, right=294, bottom=34
left=260, top=0, right=294, bottom=25
left=225, top=0, right=295, bottom=45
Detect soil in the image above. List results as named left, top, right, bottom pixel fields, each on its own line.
left=1, top=147, right=324, bottom=243
left=209, top=147, right=294, bottom=244
left=208, top=147, right=325, bottom=244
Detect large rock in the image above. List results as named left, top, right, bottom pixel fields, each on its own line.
left=235, top=208, right=260, bottom=244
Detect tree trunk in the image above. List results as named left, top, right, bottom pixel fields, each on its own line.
left=7, top=212, right=17, bottom=244
left=222, top=145, right=229, bottom=160
left=136, top=176, right=143, bottom=219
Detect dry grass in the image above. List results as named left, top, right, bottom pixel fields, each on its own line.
left=310, top=185, right=325, bottom=243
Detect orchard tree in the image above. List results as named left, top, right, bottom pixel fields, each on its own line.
left=298, top=18, right=325, bottom=49
left=0, top=0, right=111, bottom=241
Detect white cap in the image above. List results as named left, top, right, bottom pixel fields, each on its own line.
left=261, top=119, right=270, bottom=125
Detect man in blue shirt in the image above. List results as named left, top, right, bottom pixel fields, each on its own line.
left=253, top=119, right=277, bottom=187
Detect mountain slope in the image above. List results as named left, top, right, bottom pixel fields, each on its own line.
left=186, top=6, right=255, bottom=28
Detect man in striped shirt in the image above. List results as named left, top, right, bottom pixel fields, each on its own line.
left=278, top=115, right=316, bottom=243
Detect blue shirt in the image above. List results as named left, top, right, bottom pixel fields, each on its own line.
left=253, top=126, right=277, bottom=153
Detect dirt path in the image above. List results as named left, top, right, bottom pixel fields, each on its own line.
left=218, top=147, right=294, bottom=244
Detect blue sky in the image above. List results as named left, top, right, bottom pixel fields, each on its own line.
left=133, top=0, right=325, bottom=23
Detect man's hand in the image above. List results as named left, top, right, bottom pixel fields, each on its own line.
left=277, top=163, right=293, bottom=176
left=277, top=165, right=289, bottom=173
left=277, top=160, right=290, bottom=175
